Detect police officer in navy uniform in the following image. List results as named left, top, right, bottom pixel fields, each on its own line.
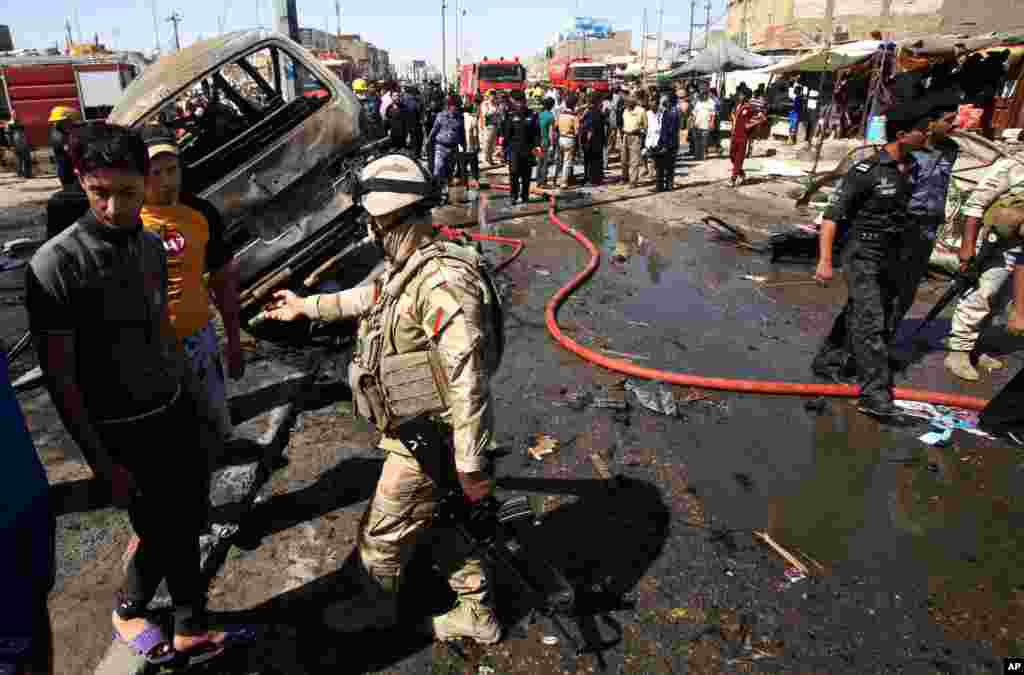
left=811, top=102, right=932, bottom=419
left=500, top=91, right=541, bottom=206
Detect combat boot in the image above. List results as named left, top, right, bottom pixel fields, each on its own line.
left=944, top=351, right=979, bottom=382
left=978, top=354, right=1005, bottom=371
left=429, top=600, right=502, bottom=645
left=322, top=572, right=399, bottom=633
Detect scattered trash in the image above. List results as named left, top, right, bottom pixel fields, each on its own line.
left=732, top=472, right=755, bottom=492
left=478, top=667, right=495, bottom=675
left=590, top=452, right=612, bottom=480
left=542, top=635, right=560, bottom=646
left=625, top=380, right=679, bottom=417
left=784, top=567, right=808, bottom=584
left=742, top=274, right=768, bottom=283
left=804, top=398, right=829, bottom=413
left=894, top=400, right=994, bottom=440
left=746, top=158, right=808, bottom=177
left=919, top=427, right=953, bottom=447
left=592, top=396, right=628, bottom=410
left=601, top=348, right=651, bottom=361
left=528, top=435, right=559, bottom=461
left=535, top=268, right=551, bottom=276
left=753, top=531, right=824, bottom=576
left=626, top=320, right=650, bottom=328
left=683, top=387, right=712, bottom=403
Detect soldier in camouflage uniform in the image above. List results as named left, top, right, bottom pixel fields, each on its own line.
left=260, top=154, right=503, bottom=644
left=812, top=106, right=930, bottom=419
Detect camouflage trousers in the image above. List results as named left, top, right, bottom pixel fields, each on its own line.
left=813, top=237, right=901, bottom=406
left=358, top=422, right=489, bottom=605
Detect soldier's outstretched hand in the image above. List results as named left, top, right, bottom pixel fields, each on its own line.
left=261, top=290, right=308, bottom=322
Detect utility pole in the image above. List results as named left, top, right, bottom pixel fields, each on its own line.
left=64, top=18, right=74, bottom=51
left=688, top=0, right=696, bottom=59
left=150, top=0, right=161, bottom=52
left=742, top=0, right=749, bottom=48
left=166, top=11, right=182, bottom=51
left=655, top=0, right=664, bottom=75
left=441, top=1, right=447, bottom=90
left=336, top=0, right=342, bottom=39
left=641, top=8, right=648, bottom=88
left=705, top=0, right=712, bottom=48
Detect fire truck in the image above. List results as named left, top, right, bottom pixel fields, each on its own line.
left=303, top=52, right=355, bottom=98
left=547, top=58, right=610, bottom=93
left=0, top=52, right=145, bottom=147
left=458, top=57, right=527, bottom=99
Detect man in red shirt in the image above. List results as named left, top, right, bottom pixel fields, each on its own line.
left=730, top=91, right=766, bottom=187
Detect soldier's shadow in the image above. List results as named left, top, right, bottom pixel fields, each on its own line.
left=205, top=475, right=669, bottom=674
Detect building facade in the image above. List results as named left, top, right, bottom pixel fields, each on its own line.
left=552, top=30, right=633, bottom=63
left=723, top=0, right=1007, bottom=51
left=297, top=28, right=391, bottom=80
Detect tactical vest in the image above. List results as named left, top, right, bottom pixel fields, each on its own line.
left=348, top=241, right=504, bottom=432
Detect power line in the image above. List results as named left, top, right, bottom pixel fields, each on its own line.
left=166, top=11, right=183, bottom=51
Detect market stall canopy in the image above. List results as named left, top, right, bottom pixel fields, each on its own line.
left=761, top=40, right=882, bottom=74
left=665, top=39, right=775, bottom=76
left=897, top=33, right=1005, bottom=57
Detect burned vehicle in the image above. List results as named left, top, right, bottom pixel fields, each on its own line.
left=108, top=30, right=387, bottom=344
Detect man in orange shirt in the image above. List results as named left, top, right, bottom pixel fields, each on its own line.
left=139, top=126, right=244, bottom=449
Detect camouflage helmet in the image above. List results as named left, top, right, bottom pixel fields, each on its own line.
left=359, top=154, right=438, bottom=218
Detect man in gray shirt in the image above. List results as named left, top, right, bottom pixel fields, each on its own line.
left=26, top=122, right=251, bottom=665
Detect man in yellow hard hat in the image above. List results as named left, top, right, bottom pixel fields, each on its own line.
left=352, top=78, right=368, bottom=94
left=48, top=106, right=81, bottom=187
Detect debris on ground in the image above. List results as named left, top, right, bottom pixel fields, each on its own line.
left=541, top=635, right=559, bottom=646
left=894, top=400, right=994, bottom=440
left=601, top=348, right=651, bottom=361
left=753, top=531, right=825, bottom=576
left=732, top=472, right=755, bottom=492
left=742, top=274, right=768, bottom=283
left=804, top=397, right=829, bottom=413
left=625, top=380, right=679, bottom=416
left=535, top=268, right=551, bottom=276
left=590, top=452, right=612, bottom=479
left=528, top=434, right=560, bottom=461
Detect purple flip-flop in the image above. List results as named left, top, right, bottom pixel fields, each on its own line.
left=113, top=623, right=176, bottom=665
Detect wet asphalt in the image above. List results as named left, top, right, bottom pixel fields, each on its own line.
left=6, top=176, right=1024, bottom=674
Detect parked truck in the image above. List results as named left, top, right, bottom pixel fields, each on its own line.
left=547, top=58, right=610, bottom=93
left=459, top=57, right=527, bottom=99
left=0, top=52, right=146, bottom=147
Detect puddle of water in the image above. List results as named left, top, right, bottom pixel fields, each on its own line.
left=766, top=400, right=1024, bottom=654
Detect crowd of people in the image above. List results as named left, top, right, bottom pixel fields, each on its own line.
left=3, top=54, right=1024, bottom=672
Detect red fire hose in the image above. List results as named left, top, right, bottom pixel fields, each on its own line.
left=444, top=186, right=989, bottom=411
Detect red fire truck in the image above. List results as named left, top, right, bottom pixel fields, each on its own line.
left=547, top=58, right=610, bottom=93
left=0, top=52, right=145, bottom=147
left=458, top=57, right=527, bottom=99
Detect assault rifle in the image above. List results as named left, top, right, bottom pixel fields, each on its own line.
left=913, top=231, right=1006, bottom=339
left=433, top=490, right=625, bottom=667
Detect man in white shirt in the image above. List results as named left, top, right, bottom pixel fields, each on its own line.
left=690, top=91, right=716, bottom=161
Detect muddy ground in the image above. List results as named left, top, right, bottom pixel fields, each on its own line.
left=3, top=144, right=1024, bottom=675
